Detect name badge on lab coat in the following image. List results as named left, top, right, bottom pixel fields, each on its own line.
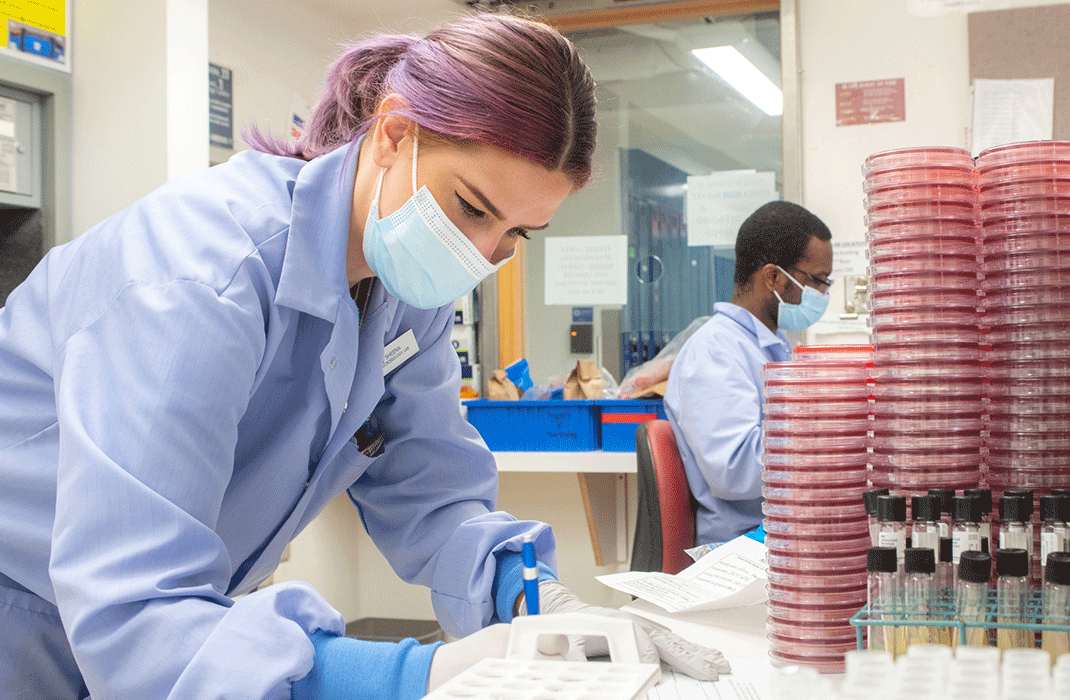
left=383, top=329, right=418, bottom=376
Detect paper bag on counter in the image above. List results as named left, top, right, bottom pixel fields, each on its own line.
left=487, top=369, right=522, bottom=400
left=563, top=359, right=605, bottom=400
left=632, top=380, right=667, bottom=398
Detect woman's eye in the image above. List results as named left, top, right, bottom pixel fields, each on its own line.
left=511, top=228, right=531, bottom=240
left=457, top=194, right=485, bottom=219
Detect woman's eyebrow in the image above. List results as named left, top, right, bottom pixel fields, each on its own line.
left=457, top=176, right=550, bottom=231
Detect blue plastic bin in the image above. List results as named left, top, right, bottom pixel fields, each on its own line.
left=596, top=399, right=666, bottom=452
left=463, top=399, right=599, bottom=451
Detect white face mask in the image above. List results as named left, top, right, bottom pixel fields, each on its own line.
left=361, top=137, right=513, bottom=309
left=773, top=265, right=831, bottom=331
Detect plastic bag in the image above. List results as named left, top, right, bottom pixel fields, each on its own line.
left=618, top=316, right=711, bottom=399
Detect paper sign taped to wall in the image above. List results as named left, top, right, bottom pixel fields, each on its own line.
left=544, top=235, right=627, bottom=306
left=686, top=170, right=777, bottom=247
left=971, top=78, right=1054, bottom=156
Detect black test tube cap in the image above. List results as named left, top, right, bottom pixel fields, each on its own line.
left=928, top=488, right=955, bottom=517
left=939, top=537, right=953, bottom=564
left=958, top=551, right=992, bottom=584
left=912, top=495, right=941, bottom=523
left=877, top=495, right=907, bottom=523
left=996, top=548, right=1030, bottom=578
left=867, top=546, right=898, bottom=574
left=1042, top=495, right=1070, bottom=523
left=1046, top=552, right=1070, bottom=586
left=864, top=488, right=890, bottom=516
left=954, top=495, right=982, bottom=523
left=999, top=495, right=1030, bottom=524
left=905, top=547, right=936, bottom=575
left=964, top=488, right=992, bottom=515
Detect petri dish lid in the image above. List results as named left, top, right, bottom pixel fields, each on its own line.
left=766, top=620, right=859, bottom=642
left=978, top=159, right=1070, bottom=184
left=763, top=519, right=869, bottom=537
left=763, top=434, right=869, bottom=451
left=762, top=484, right=868, bottom=501
left=868, top=360, right=986, bottom=380
left=987, top=340, right=1070, bottom=362
left=981, top=212, right=1070, bottom=235
left=976, top=140, right=1070, bottom=169
left=979, top=195, right=1070, bottom=221
left=869, top=415, right=984, bottom=433
left=983, top=286, right=1070, bottom=308
left=868, top=470, right=981, bottom=491
left=987, top=412, right=1070, bottom=431
left=981, top=249, right=1070, bottom=274
left=986, top=431, right=1070, bottom=451
left=867, top=234, right=979, bottom=257
left=980, top=267, right=1070, bottom=291
left=761, top=450, right=869, bottom=467
left=986, top=448, right=1070, bottom=469
left=867, top=449, right=981, bottom=469
left=983, top=305, right=1070, bottom=328
left=868, top=270, right=978, bottom=293
left=870, top=376, right=985, bottom=393
left=981, top=231, right=1070, bottom=255
left=792, top=344, right=873, bottom=359
left=870, top=326, right=983, bottom=345
left=868, top=288, right=981, bottom=311
left=867, top=255, right=979, bottom=275
left=872, top=342, right=985, bottom=363
left=988, top=395, right=1070, bottom=415
left=764, top=417, right=873, bottom=434
left=863, top=183, right=976, bottom=208
left=767, top=552, right=869, bottom=573
left=767, top=604, right=863, bottom=624
left=867, top=217, right=979, bottom=240
left=868, top=432, right=984, bottom=451
left=763, top=399, right=872, bottom=417
left=865, top=201, right=977, bottom=226
left=767, top=569, right=868, bottom=589
left=979, top=178, right=1070, bottom=199
left=863, top=146, right=975, bottom=175
left=868, top=308, right=980, bottom=329
left=762, top=361, right=871, bottom=381
left=990, top=357, right=1070, bottom=376
left=763, top=383, right=871, bottom=400
left=764, top=533, right=871, bottom=555
left=763, top=500, right=868, bottom=519
left=985, top=323, right=1070, bottom=344
left=863, top=166, right=977, bottom=191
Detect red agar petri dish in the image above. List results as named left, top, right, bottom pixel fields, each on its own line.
left=864, top=146, right=975, bottom=175
left=863, top=183, right=976, bottom=208
left=982, top=232, right=1070, bottom=256
left=867, top=254, right=979, bottom=275
left=767, top=553, right=869, bottom=572
left=864, top=167, right=976, bottom=191
left=978, top=159, right=1070, bottom=184
left=767, top=603, right=863, bottom=624
left=763, top=517, right=869, bottom=538
left=976, top=140, right=1070, bottom=169
left=868, top=308, right=980, bottom=329
left=763, top=434, right=870, bottom=452
left=865, top=201, right=977, bottom=226
left=867, top=449, right=981, bottom=470
left=767, top=583, right=868, bottom=606
left=763, top=500, right=868, bottom=519
left=868, top=270, right=979, bottom=293
left=762, top=484, right=868, bottom=502
left=987, top=413, right=1070, bottom=432
left=764, top=534, right=871, bottom=556
left=867, top=234, right=978, bottom=257
left=982, top=249, right=1070, bottom=273
left=764, top=417, right=872, bottom=434
left=980, top=196, right=1070, bottom=221
left=981, top=178, right=1070, bottom=200
left=766, top=620, right=859, bottom=641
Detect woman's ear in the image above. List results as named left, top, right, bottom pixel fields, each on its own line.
left=367, top=94, right=413, bottom=169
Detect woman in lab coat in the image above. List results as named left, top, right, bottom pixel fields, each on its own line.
left=0, top=13, right=726, bottom=700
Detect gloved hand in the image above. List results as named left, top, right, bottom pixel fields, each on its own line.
left=527, top=580, right=732, bottom=681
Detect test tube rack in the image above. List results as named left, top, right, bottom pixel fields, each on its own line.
left=850, top=588, right=1070, bottom=651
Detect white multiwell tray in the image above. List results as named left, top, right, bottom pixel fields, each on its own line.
left=425, top=613, right=662, bottom=700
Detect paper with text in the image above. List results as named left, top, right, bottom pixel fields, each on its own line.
left=597, top=536, right=768, bottom=613
left=649, top=657, right=771, bottom=700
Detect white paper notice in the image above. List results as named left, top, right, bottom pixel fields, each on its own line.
left=544, top=235, right=627, bottom=306
left=971, top=78, right=1054, bottom=156
left=686, top=171, right=778, bottom=247
left=597, top=536, right=768, bottom=613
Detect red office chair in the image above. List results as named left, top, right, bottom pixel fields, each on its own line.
left=631, top=419, right=697, bottom=575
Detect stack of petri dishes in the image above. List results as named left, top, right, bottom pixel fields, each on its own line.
left=977, top=141, right=1070, bottom=498
left=762, top=345, right=873, bottom=673
left=862, top=147, right=985, bottom=495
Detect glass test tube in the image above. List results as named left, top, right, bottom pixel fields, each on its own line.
left=877, top=495, right=907, bottom=571
left=937, top=537, right=954, bottom=644
left=864, top=488, right=890, bottom=546
left=1043, top=552, right=1070, bottom=664
left=996, top=548, right=1032, bottom=653
left=912, top=495, right=942, bottom=554
left=1042, top=495, right=1070, bottom=582
left=868, top=545, right=903, bottom=657
left=904, top=547, right=938, bottom=648
left=952, top=495, right=984, bottom=582
left=929, top=488, right=955, bottom=538
left=964, top=487, right=992, bottom=554
left=956, top=550, right=991, bottom=649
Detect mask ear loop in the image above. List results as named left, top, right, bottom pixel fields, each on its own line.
left=411, top=133, right=420, bottom=196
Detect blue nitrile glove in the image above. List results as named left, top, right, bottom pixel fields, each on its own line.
left=530, top=580, right=731, bottom=681
left=744, top=524, right=765, bottom=543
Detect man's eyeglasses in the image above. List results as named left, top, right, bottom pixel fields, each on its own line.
left=790, top=266, right=833, bottom=290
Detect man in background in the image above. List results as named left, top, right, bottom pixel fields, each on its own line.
left=664, top=201, right=833, bottom=546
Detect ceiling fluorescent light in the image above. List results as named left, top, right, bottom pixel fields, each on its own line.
left=691, top=45, right=783, bottom=116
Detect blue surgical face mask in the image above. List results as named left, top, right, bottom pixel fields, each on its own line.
left=362, top=137, right=513, bottom=309
left=773, top=265, right=830, bottom=331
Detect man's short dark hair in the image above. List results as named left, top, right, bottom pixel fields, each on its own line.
left=733, top=201, right=832, bottom=288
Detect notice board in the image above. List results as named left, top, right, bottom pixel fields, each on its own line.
left=968, top=4, right=1070, bottom=143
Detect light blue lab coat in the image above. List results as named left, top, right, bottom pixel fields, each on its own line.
left=0, top=143, right=554, bottom=698
left=664, top=302, right=792, bottom=546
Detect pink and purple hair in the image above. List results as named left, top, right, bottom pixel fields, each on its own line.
left=247, top=14, right=597, bottom=188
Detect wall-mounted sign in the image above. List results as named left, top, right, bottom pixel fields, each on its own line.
left=209, top=63, right=233, bottom=149
left=544, top=235, right=627, bottom=306
left=1, top=0, right=69, bottom=71
left=836, top=78, right=905, bottom=127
